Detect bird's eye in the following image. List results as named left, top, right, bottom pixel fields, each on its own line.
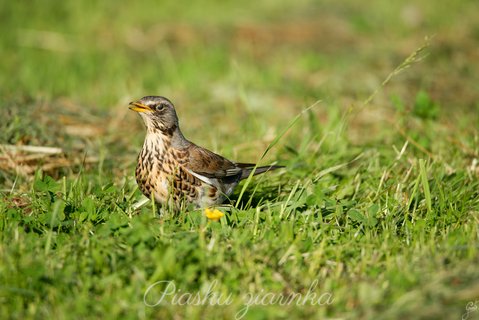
left=155, top=104, right=165, bottom=111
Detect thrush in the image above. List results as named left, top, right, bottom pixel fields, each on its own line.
left=129, top=96, right=283, bottom=208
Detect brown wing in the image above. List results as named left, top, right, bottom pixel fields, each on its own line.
left=180, top=144, right=282, bottom=182
left=184, top=144, right=244, bottom=179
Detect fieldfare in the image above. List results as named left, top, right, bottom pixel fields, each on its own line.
left=129, top=96, right=283, bottom=208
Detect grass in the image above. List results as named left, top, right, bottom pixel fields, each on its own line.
left=1, top=0, right=479, bottom=319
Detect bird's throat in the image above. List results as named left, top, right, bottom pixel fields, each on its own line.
left=143, top=132, right=170, bottom=157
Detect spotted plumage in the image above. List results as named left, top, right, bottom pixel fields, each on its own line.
left=130, top=96, right=283, bottom=209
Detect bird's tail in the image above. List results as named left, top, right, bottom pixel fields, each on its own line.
left=238, top=163, right=284, bottom=180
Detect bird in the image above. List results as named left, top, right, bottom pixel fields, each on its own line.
left=129, top=96, right=283, bottom=209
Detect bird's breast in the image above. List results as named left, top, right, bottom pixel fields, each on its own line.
left=135, top=135, right=170, bottom=202
left=135, top=134, right=228, bottom=207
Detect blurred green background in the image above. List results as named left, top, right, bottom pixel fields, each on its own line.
left=1, top=0, right=478, bottom=168
left=2, top=0, right=478, bottom=139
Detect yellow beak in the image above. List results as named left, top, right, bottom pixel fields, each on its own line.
left=129, top=101, right=152, bottom=113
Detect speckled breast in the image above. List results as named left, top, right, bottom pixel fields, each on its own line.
left=135, top=148, right=222, bottom=207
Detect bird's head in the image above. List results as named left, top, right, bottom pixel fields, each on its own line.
left=129, top=96, right=179, bottom=135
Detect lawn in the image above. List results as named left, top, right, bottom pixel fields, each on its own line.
left=1, top=1, right=479, bottom=319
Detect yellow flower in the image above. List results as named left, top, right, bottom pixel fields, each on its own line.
left=204, top=208, right=224, bottom=221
